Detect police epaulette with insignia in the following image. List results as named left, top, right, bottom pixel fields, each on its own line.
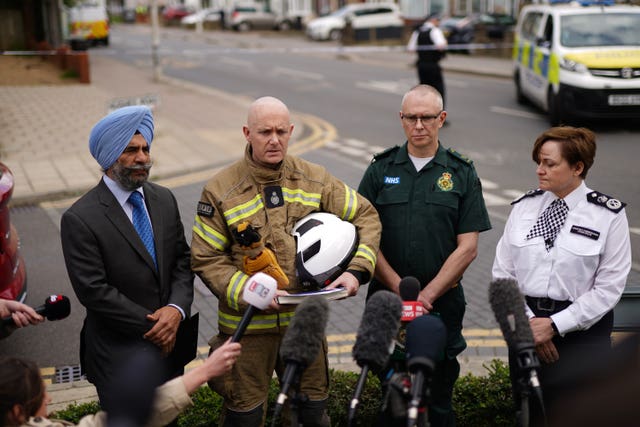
left=587, top=191, right=626, bottom=213
left=372, top=145, right=398, bottom=162
left=511, top=189, right=544, bottom=205
left=447, top=148, right=472, bottom=164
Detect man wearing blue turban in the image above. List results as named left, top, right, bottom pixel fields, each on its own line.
left=60, top=106, right=196, bottom=409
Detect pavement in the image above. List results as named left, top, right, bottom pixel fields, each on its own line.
left=0, top=28, right=513, bottom=413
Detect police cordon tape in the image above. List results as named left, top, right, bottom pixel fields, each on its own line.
left=2, top=43, right=514, bottom=57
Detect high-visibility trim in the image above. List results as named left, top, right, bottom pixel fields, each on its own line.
left=356, top=244, right=377, bottom=269
left=226, top=271, right=249, bottom=311
left=219, top=310, right=295, bottom=330
left=549, top=52, right=560, bottom=84
left=282, top=187, right=321, bottom=208
left=341, top=184, right=358, bottom=221
left=223, top=194, right=264, bottom=227
left=193, top=216, right=228, bottom=251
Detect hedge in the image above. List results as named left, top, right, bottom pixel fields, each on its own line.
left=51, top=359, right=515, bottom=426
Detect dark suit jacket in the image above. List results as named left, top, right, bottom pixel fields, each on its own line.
left=60, top=179, right=194, bottom=388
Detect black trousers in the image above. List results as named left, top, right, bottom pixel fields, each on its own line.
left=417, top=62, right=445, bottom=108
left=509, top=299, right=614, bottom=427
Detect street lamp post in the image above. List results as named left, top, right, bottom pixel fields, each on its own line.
left=150, top=0, right=162, bottom=82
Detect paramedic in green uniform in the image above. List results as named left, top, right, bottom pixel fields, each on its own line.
left=358, top=84, right=491, bottom=426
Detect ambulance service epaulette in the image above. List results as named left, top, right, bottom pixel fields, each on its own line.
left=587, top=191, right=626, bottom=213
left=511, top=189, right=544, bottom=205
left=372, top=145, right=398, bottom=162
left=446, top=147, right=472, bottom=164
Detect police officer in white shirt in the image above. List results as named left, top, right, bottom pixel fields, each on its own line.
left=492, top=126, right=631, bottom=425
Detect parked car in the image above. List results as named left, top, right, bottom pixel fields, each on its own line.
left=479, top=13, right=516, bottom=39
left=0, top=162, right=27, bottom=304
left=441, top=13, right=515, bottom=53
left=225, top=3, right=298, bottom=31
left=306, top=3, right=403, bottom=41
left=162, top=5, right=195, bottom=25
left=440, top=15, right=478, bottom=52
left=180, top=8, right=221, bottom=26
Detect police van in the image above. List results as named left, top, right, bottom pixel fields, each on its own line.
left=513, top=0, right=640, bottom=125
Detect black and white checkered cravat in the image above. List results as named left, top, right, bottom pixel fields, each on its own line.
left=526, top=198, right=569, bottom=251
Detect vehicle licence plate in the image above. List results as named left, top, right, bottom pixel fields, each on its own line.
left=608, top=94, right=640, bottom=106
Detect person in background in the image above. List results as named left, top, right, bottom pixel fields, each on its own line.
left=60, top=106, right=195, bottom=408
left=0, top=340, right=241, bottom=427
left=191, top=96, right=381, bottom=427
left=407, top=13, right=448, bottom=110
left=358, top=84, right=491, bottom=426
left=0, top=299, right=43, bottom=339
left=492, top=126, right=631, bottom=426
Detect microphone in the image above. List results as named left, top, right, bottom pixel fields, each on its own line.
left=1, top=294, right=71, bottom=327
left=399, top=276, right=424, bottom=323
left=272, top=296, right=329, bottom=424
left=405, top=315, right=447, bottom=427
left=489, top=278, right=544, bottom=421
left=231, top=272, right=277, bottom=343
left=348, top=290, right=402, bottom=426
left=105, top=347, right=166, bottom=427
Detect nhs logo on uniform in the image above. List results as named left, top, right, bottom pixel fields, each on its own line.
left=384, top=176, right=400, bottom=184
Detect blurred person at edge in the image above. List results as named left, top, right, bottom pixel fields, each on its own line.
left=60, top=106, right=195, bottom=409
left=358, top=84, right=491, bottom=426
left=0, top=340, right=241, bottom=427
left=0, top=299, right=43, bottom=338
left=492, top=126, right=631, bottom=426
left=191, top=96, right=381, bottom=427
left=407, top=13, right=448, bottom=110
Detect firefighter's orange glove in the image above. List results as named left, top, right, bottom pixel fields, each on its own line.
left=234, top=221, right=289, bottom=289
left=243, top=247, right=289, bottom=289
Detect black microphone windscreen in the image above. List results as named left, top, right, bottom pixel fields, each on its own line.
left=105, top=347, right=166, bottom=427
left=39, top=295, right=71, bottom=321
left=352, top=290, right=402, bottom=372
left=399, top=276, right=421, bottom=301
left=280, top=297, right=329, bottom=366
left=405, top=314, right=446, bottom=372
left=488, top=278, right=534, bottom=347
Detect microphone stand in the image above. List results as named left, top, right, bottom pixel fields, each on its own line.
left=271, top=368, right=304, bottom=427
left=288, top=380, right=304, bottom=427
left=514, top=344, right=546, bottom=427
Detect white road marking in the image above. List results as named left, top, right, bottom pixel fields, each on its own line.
left=483, top=192, right=514, bottom=206
left=356, top=80, right=410, bottom=95
left=502, top=189, right=524, bottom=199
left=480, top=179, right=499, bottom=190
left=272, top=66, right=324, bottom=81
left=219, top=56, right=253, bottom=67
left=490, top=105, right=545, bottom=120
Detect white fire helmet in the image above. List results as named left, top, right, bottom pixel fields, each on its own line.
left=291, top=212, right=358, bottom=289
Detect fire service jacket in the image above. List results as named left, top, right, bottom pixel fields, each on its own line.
left=191, top=145, right=381, bottom=335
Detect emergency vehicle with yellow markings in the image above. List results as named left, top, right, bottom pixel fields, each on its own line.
left=68, top=1, right=110, bottom=46
left=513, top=0, right=640, bottom=125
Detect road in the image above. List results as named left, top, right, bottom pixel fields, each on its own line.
left=2, top=24, right=639, bottom=377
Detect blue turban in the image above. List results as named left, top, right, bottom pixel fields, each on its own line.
left=89, top=105, right=154, bottom=170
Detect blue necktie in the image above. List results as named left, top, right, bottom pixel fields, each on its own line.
left=128, top=191, right=157, bottom=267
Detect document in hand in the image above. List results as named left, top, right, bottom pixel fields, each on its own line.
left=276, top=288, right=349, bottom=305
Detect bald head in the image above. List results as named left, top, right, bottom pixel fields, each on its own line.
left=401, top=85, right=443, bottom=112
left=244, top=96, right=294, bottom=167
left=247, top=96, right=291, bottom=127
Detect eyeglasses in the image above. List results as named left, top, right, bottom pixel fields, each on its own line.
left=401, top=111, right=443, bottom=126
